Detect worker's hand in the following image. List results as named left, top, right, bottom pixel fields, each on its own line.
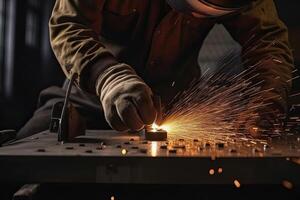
left=245, top=118, right=275, bottom=138
left=96, top=63, right=157, bottom=131
left=237, top=106, right=283, bottom=138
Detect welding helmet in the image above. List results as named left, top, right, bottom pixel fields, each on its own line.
left=166, top=0, right=259, bottom=18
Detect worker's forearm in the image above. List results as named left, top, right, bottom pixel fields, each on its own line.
left=49, top=0, right=118, bottom=93
left=223, top=0, right=294, bottom=114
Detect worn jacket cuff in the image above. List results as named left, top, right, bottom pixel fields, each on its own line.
left=80, top=54, right=119, bottom=94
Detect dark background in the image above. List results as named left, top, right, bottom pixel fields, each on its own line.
left=0, top=0, right=299, bottom=131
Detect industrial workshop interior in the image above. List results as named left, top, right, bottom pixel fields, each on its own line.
left=0, top=0, right=300, bottom=199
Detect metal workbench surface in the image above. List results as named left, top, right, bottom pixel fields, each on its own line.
left=0, top=130, right=299, bottom=185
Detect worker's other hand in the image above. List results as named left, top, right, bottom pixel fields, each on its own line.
left=96, top=63, right=156, bottom=132
left=236, top=106, right=284, bottom=138
left=245, top=118, right=275, bottom=138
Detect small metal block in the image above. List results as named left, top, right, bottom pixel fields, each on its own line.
left=79, top=144, right=85, bottom=147
left=36, top=149, right=46, bottom=152
left=116, top=145, right=122, bottom=148
left=85, top=150, right=93, bottom=153
left=131, top=146, right=139, bottom=149
left=145, top=129, right=167, bottom=141
left=65, top=146, right=74, bottom=150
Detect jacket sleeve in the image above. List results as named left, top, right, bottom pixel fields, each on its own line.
left=222, top=0, right=294, bottom=115
left=49, top=0, right=118, bottom=93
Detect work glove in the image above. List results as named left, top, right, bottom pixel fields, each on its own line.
left=236, top=105, right=284, bottom=138
left=96, top=63, right=157, bottom=131
left=246, top=107, right=284, bottom=138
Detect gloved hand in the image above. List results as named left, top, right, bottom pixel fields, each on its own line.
left=96, top=63, right=157, bottom=131
left=236, top=106, right=284, bottom=138
left=246, top=108, right=284, bottom=138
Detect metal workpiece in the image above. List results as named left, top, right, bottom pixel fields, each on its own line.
left=144, top=95, right=168, bottom=141
left=0, top=130, right=299, bottom=185
left=145, top=129, right=168, bottom=141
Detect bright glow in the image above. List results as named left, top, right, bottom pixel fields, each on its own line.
left=209, top=169, right=215, bottom=175
left=151, top=142, right=158, bottom=157
left=151, top=123, right=159, bottom=132
left=160, top=124, right=171, bottom=132
left=218, top=168, right=223, bottom=174
left=234, top=180, right=241, bottom=188
left=121, top=149, right=127, bottom=155
left=150, top=123, right=170, bottom=132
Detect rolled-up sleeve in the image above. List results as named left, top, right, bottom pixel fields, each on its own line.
left=49, top=0, right=118, bottom=93
left=223, top=0, right=294, bottom=114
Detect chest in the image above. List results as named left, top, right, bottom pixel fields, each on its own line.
left=100, top=0, right=215, bottom=45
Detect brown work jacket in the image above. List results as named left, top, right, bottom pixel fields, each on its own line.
left=49, top=0, right=294, bottom=113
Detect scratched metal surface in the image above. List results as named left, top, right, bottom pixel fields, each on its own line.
left=0, top=130, right=299, bottom=184
left=0, top=130, right=299, bottom=157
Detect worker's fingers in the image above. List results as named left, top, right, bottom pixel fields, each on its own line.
left=115, top=98, right=144, bottom=131
left=104, top=104, right=128, bottom=132
left=133, top=92, right=157, bottom=125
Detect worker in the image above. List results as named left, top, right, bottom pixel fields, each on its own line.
left=18, top=0, right=294, bottom=138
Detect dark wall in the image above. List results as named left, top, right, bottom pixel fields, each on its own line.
left=0, top=0, right=64, bottom=130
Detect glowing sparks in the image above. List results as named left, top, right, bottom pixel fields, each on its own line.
left=160, top=64, right=269, bottom=142
left=217, top=168, right=223, bottom=174
left=158, top=54, right=299, bottom=143
left=151, top=123, right=160, bottom=132
left=282, top=180, right=293, bottom=190
left=150, top=123, right=171, bottom=133
left=151, top=142, right=158, bottom=157
left=121, top=149, right=127, bottom=155
left=209, top=169, right=215, bottom=175
left=234, top=179, right=241, bottom=188
left=149, top=37, right=300, bottom=144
